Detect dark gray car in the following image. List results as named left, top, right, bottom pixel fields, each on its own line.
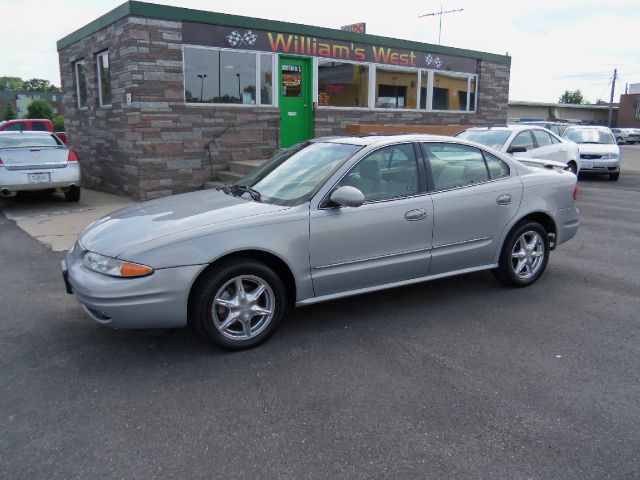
left=62, top=135, right=579, bottom=349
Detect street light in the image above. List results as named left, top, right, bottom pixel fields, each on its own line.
left=236, top=73, right=241, bottom=103
left=197, top=74, right=207, bottom=102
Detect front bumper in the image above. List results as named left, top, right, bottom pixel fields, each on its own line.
left=579, top=157, right=620, bottom=173
left=0, top=164, right=80, bottom=192
left=63, top=248, right=205, bottom=329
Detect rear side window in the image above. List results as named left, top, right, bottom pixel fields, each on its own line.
left=511, top=131, right=536, bottom=151
left=31, top=122, right=48, bottom=132
left=532, top=130, right=553, bottom=147
left=422, top=143, right=491, bottom=191
left=482, top=151, right=510, bottom=179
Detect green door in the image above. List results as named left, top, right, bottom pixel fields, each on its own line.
left=279, top=56, right=313, bottom=148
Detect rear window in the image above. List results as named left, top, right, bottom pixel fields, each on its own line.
left=0, top=134, right=62, bottom=148
left=31, top=122, right=49, bottom=131
left=456, top=130, right=512, bottom=150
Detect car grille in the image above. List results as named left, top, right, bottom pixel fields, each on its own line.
left=580, top=154, right=603, bottom=160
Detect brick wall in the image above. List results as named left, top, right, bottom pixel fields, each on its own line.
left=617, top=94, right=640, bottom=128
left=59, top=16, right=510, bottom=201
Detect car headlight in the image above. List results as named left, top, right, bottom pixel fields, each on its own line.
left=83, top=251, right=154, bottom=278
left=601, top=153, right=619, bottom=159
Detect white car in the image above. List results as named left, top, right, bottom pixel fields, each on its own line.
left=611, top=128, right=640, bottom=144
left=456, top=125, right=580, bottom=174
left=562, top=126, right=620, bottom=181
left=0, top=131, right=81, bottom=201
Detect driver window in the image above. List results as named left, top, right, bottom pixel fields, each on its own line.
left=338, top=144, right=419, bottom=202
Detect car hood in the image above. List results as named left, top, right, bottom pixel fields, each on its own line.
left=79, top=189, right=288, bottom=258
left=575, top=143, right=619, bottom=155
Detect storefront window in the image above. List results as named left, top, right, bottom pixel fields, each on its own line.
left=433, top=72, right=471, bottom=111
left=375, top=67, right=418, bottom=109
left=318, top=60, right=369, bottom=108
left=96, top=51, right=111, bottom=106
left=260, top=54, right=273, bottom=105
left=184, top=47, right=258, bottom=104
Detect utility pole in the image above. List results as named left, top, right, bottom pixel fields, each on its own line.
left=608, top=69, right=617, bottom=127
left=197, top=74, right=207, bottom=102
left=418, top=5, right=464, bottom=45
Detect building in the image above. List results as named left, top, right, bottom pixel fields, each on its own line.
left=0, top=91, right=62, bottom=119
left=617, top=83, right=640, bottom=128
left=57, top=1, right=511, bottom=200
left=508, top=100, right=618, bottom=126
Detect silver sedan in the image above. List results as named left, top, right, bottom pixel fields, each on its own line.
left=62, top=135, right=579, bottom=349
left=0, top=131, right=81, bottom=201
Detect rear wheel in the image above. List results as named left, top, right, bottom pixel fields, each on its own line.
left=609, top=172, right=620, bottom=181
left=64, top=186, right=80, bottom=202
left=493, top=222, right=550, bottom=287
left=616, top=137, right=623, bottom=144
left=191, top=259, right=287, bottom=350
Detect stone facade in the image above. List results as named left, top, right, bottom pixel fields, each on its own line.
left=59, top=15, right=510, bottom=201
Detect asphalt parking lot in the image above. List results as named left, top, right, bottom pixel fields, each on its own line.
left=1, top=146, right=639, bottom=479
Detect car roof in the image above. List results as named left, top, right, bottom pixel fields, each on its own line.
left=312, top=134, right=462, bottom=146
left=0, top=131, right=54, bottom=136
left=462, top=124, right=548, bottom=133
left=564, top=125, right=610, bottom=130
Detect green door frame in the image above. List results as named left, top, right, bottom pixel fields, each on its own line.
left=278, top=56, right=313, bottom=148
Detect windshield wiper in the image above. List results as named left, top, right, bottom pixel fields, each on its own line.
left=230, top=184, right=262, bottom=202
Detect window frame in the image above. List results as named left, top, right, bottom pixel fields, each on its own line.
left=428, top=70, right=478, bottom=113
left=531, top=129, right=554, bottom=148
left=316, top=58, right=372, bottom=110
left=420, top=141, right=511, bottom=194
left=73, top=59, right=88, bottom=109
left=372, top=64, right=420, bottom=111
left=182, top=45, right=277, bottom=108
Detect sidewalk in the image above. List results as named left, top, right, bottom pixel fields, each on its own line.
left=0, top=189, right=135, bottom=251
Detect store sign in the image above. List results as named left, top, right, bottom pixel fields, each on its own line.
left=183, top=22, right=477, bottom=73
left=340, top=23, right=366, bottom=34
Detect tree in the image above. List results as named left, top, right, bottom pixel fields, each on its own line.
left=0, top=76, right=24, bottom=91
left=27, top=99, right=53, bottom=119
left=52, top=114, right=65, bottom=131
left=22, top=78, right=61, bottom=93
left=559, top=89, right=586, bottom=104
left=2, top=102, right=17, bottom=120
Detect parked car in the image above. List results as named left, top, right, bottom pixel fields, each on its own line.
left=0, top=131, right=80, bottom=201
left=62, top=135, right=579, bottom=350
left=562, top=126, right=620, bottom=180
left=517, top=121, right=569, bottom=136
left=0, top=118, right=67, bottom=144
left=456, top=125, right=581, bottom=174
left=611, top=128, right=640, bottom=144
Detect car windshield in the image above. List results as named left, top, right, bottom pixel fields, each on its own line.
left=0, top=133, right=62, bottom=149
left=563, top=128, right=615, bottom=145
left=456, top=130, right=512, bottom=149
left=232, top=141, right=362, bottom=206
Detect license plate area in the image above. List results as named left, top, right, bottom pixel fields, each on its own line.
left=28, top=172, right=51, bottom=184
left=581, top=160, right=593, bottom=169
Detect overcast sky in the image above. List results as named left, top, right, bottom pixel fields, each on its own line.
left=1, top=0, right=638, bottom=103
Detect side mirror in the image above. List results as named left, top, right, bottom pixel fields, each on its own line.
left=508, top=146, right=527, bottom=154
left=329, top=186, right=365, bottom=208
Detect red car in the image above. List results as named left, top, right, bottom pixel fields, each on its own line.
left=0, top=119, right=67, bottom=144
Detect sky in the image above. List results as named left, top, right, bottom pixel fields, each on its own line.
left=0, top=0, right=638, bottom=103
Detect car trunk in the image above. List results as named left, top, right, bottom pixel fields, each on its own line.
left=0, top=147, right=68, bottom=170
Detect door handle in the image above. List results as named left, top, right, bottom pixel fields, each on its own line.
left=404, top=208, right=427, bottom=221
left=496, top=194, right=512, bottom=205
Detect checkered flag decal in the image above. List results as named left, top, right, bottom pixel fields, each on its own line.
left=226, top=30, right=258, bottom=47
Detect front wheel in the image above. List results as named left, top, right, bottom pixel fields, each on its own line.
left=191, top=259, right=287, bottom=350
left=609, top=172, right=620, bottom=181
left=493, top=222, right=550, bottom=287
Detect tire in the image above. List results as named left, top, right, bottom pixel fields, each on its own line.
left=616, top=137, right=623, bottom=144
left=609, top=172, right=620, bottom=181
left=567, top=162, right=578, bottom=175
left=191, top=259, right=287, bottom=350
left=64, top=186, right=81, bottom=202
left=493, top=221, right=550, bottom=287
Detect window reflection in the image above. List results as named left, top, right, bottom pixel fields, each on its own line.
left=318, top=60, right=368, bottom=107
left=375, top=67, right=417, bottom=109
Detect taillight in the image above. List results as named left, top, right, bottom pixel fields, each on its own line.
left=68, top=150, right=79, bottom=163
left=0, top=156, right=3, bottom=167
left=573, top=186, right=579, bottom=200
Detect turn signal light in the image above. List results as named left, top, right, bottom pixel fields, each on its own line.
left=573, top=186, right=579, bottom=200
left=119, top=262, right=154, bottom=277
left=68, top=149, right=79, bottom=163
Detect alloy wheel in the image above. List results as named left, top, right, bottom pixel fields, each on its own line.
left=511, top=231, right=545, bottom=279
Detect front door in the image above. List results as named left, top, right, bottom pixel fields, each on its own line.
left=279, top=56, right=313, bottom=148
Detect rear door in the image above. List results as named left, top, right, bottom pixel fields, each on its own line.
left=531, top=129, right=567, bottom=163
left=423, top=143, right=522, bottom=275
left=509, top=130, right=538, bottom=158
